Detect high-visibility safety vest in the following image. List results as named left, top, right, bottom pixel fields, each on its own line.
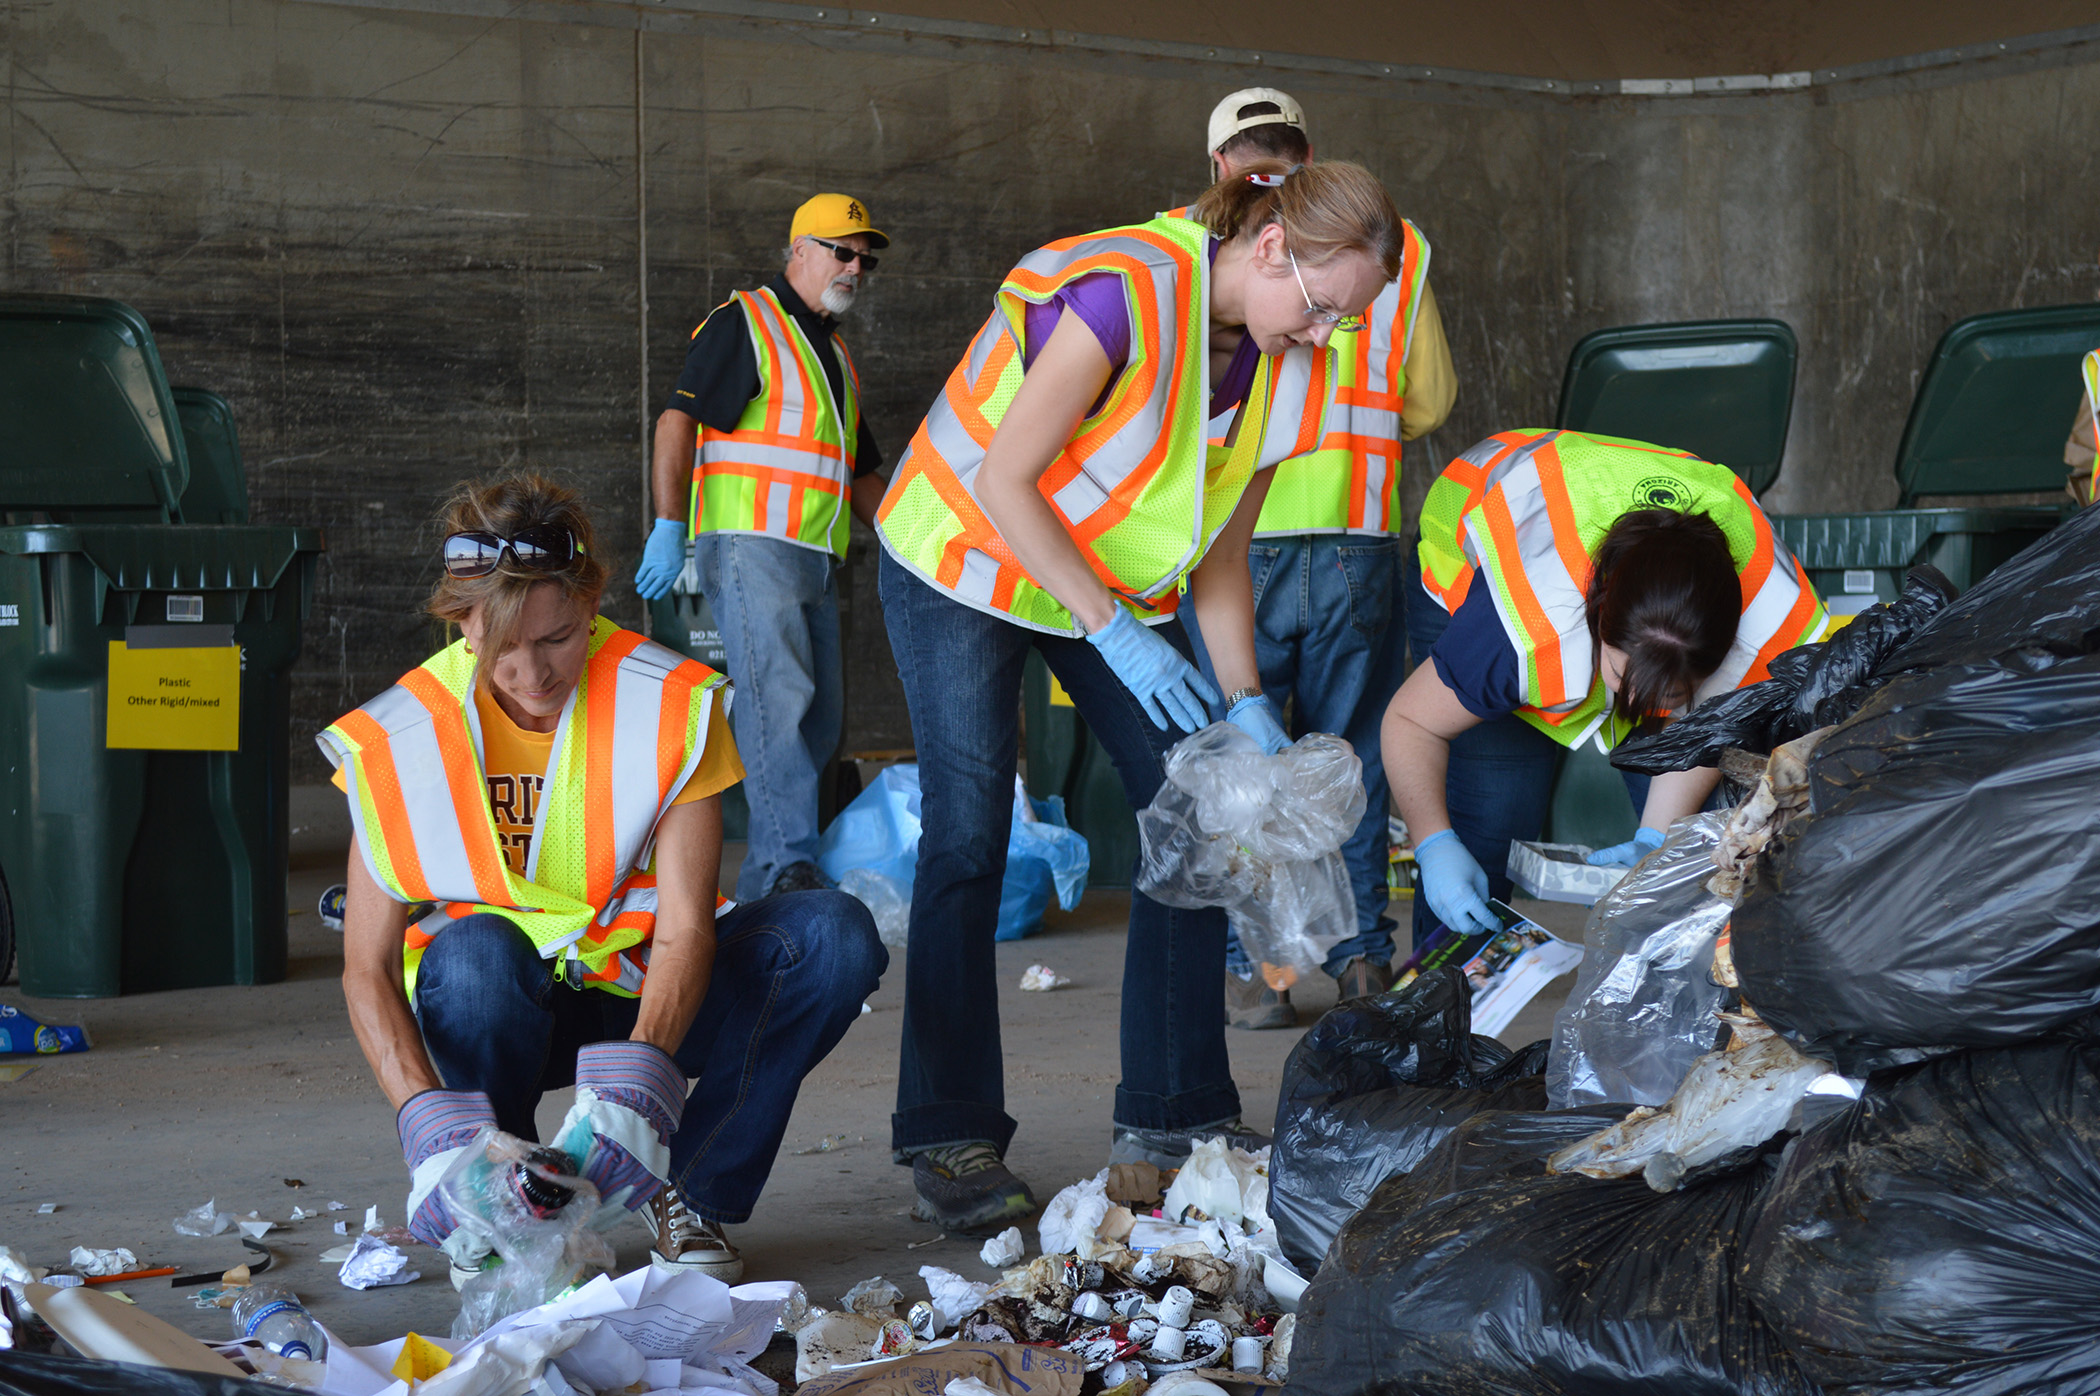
left=876, top=215, right=1283, bottom=634
left=318, top=618, right=728, bottom=999
left=1416, top=428, right=1829, bottom=751
left=2084, top=349, right=2099, bottom=505
left=691, top=287, right=861, bottom=559
left=1252, top=219, right=1433, bottom=537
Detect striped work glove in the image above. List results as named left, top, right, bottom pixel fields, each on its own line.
left=398, top=1088, right=497, bottom=1247
left=556, top=1041, right=687, bottom=1212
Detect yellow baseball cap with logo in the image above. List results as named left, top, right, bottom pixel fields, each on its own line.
left=790, top=193, right=889, bottom=250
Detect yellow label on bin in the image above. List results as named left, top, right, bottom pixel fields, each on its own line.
left=1048, top=674, right=1075, bottom=708
left=106, top=641, right=240, bottom=750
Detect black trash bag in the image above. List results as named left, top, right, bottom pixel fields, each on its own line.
left=1268, top=967, right=1549, bottom=1272
left=0, top=1353, right=286, bottom=1396
left=1613, top=565, right=1957, bottom=776
left=1743, top=1039, right=2100, bottom=1396
left=1879, top=491, right=2100, bottom=674
left=1368, top=1104, right=1628, bottom=1222
left=1291, top=1130, right=1819, bottom=1396
left=1733, top=651, right=2100, bottom=1073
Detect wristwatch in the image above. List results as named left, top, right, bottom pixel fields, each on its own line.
left=1225, top=687, right=1264, bottom=707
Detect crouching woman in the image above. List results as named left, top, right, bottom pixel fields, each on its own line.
left=325, top=474, right=884, bottom=1283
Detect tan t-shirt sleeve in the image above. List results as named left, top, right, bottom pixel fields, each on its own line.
left=1399, top=280, right=1457, bottom=442
left=671, top=699, right=743, bottom=805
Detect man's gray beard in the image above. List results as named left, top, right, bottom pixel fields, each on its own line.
left=821, top=280, right=858, bottom=316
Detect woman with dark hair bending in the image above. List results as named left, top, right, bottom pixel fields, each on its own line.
left=1383, top=429, right=1828, bottom=945
left=325, top=475, right=883, bottom=1287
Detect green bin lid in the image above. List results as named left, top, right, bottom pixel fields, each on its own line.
left=1556, top=319, right=1797, bottom=496
left=0, top=294, right=187, bottom=519
left=1894, top=303, right=2100, bottom=505
left=172, top=387, right=250, bottom=524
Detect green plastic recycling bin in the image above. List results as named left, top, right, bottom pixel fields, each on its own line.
left=1023, top=651, right=1136, bottom=889
left=1769, top=304, right=2094, bottom=612
left=1557, top=318, right=1798, bottom=496
left=0, top=292, right=324, bottom=997
left=171, top=387, right=250, bottom=524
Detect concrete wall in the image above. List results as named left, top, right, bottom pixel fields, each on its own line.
left=5, top=2, right=2098, bottom=776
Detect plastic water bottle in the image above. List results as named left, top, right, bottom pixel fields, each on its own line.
left=230, top=1286, right=328, bottom=1361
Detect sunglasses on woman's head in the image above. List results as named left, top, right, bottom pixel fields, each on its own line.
left=442, top=526, right=584, bottom=578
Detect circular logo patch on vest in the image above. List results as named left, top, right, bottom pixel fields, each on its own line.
left=1633, top=476, right=1687, bottom=510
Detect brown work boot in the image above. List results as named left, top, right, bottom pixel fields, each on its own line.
left=1333, top=955, right=1396, bottom=1002
left=649, top=1189, right=744, bottom=1282
left=1224, top=971, right=1297, bottom=1030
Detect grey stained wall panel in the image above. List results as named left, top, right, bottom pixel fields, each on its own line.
left=4, top=2, right=2099, bottom=775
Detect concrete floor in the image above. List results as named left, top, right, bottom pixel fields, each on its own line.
left=0, top=829, right=1583, bottom=1353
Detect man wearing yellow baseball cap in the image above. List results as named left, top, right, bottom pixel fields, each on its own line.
left=637, top=194, right=891, bottom=909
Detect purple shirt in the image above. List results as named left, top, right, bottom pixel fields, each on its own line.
left=1019, top=239, right=1258, bottom=420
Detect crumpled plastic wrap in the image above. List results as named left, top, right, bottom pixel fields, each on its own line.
left=1136, top=724, right=1367, bottom=979
left=437, top=1127, right=614, bottom=1338
left=1160, top=1138, right=1270, bottom=1231
left=1545, top=813, right=1731, bottom=1110
left=838, top=868, right=909, bottom=949
left=1547, top=1015, right=1834, bottom=1191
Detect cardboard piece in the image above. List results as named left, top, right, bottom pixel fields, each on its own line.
left=795, top=1342, right=1085, bottom=1396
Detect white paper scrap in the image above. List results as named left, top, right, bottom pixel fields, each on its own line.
left=337, top=1232, right=420, bottom=1290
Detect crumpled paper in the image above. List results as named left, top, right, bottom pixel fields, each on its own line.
left=1017, top=965, right=1071, bottom=992
left=918, top=1267, right=993, bottom=1333
left=67, top=1246, right=139, bottom=1278
left=977, top=1227, right=1024, bottom=1268
left=338, top=1232, right=421, bottom=1290
left=1160, top=1137, right=1271, bottom=1230
left=1037, top=1172, right=1117, bottom=1261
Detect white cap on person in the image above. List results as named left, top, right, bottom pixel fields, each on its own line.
left=1207, top=87, right=1306, bottom=154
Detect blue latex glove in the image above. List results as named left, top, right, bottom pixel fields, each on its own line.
left=1227, top=693, right=1290, bottom=755
left=1414, top=829, right=1498, bottom=937
left=1085, top=607, right=1220, bottom=734
left=633, top=518, right=688, bottom=601
left=398, top=1088, right=497, bottom=1247
left=555, top=1040, right=687, bottom=1212
left=1587, top=826, right=1666, bottom=868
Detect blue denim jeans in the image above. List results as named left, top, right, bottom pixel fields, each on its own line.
left=691, top=532, right=843, bottom=900
left=1191, top=535, right=1409, bottom=978
left=1401, top=534, right=1649, bottom=951
left=878, top=549, right=1240, bottom=1158
left=412, top=892, right=886, bottom=1223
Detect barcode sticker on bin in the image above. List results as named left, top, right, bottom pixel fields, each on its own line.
left=1842, top=570, right=1877, bottom=595
left=167, top=595, right=205, bottom=622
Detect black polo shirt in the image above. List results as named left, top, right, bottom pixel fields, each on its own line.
left=665, top=274, right=883, bottom=477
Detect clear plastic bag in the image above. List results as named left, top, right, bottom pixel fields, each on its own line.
left=838, top=868, right=910, bottom=949
left=1137, top=724, right=1366, bottom=980
left=437, top=1127, right=615, bottom=1338
left=1545, top=813, right=1731, bottom=1109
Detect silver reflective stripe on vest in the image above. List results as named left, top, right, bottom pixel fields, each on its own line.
left=1460, top=445, right=1594, bottom=709
left=335, top=687, right=485, bottom=907
left=612, top=637, right=718, bottom=875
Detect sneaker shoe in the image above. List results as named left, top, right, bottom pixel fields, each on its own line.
left=317, top=884, right=346, bottom=931
left=1224, top=971, right=1297, bottom=1030
left=1334, top=955, right=1396, bottom=1002
left=1109, top=1117, right=1273, bottom=1169
left=911, top=1142, right=1037, bottom=1236
left=766, top=861, right=833, bottom=897
left=650, top=1189, right=744, bottom=1282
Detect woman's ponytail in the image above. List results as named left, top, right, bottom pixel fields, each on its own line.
left=1188, top=158, right=1401, bottom=281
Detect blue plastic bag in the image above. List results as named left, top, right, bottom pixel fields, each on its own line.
left=818, top=767, right=1089, bottom=941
